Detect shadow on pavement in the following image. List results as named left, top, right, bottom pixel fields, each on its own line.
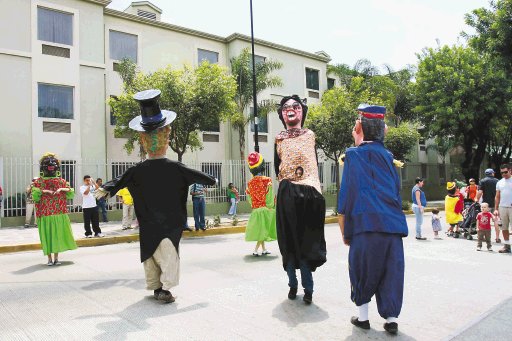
left=181, top=235, right=232, bottom=244
left=75, top=297, right=209, bottom=340
left=242, top=254, right=279, bottom=263
left=11, top=261, right=75, bottom=274
left=272, top=298, right=329, bottom=327
left=81, top=278, right=145, bottom=291
left=344, top=326, right=417, bottom=340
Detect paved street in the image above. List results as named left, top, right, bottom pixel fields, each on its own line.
left=0, top=213, right=510, bottom=341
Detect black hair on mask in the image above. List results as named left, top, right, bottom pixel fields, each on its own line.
left=277, top=95, right=308, bottom=129
left=361, top=116, right=385, bottom=142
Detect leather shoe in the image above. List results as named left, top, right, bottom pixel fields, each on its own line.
left=415, top=237, right=427, bottom=240
left=303, top=291, right=313, bottom=304
left=158, top=290, right=175, bottom=303
left=351, top=316, right=370, bottom=330
left=384, top=322, right=398, bottom=334
left=153, top=288, right=162, bottom=299
left=288, top=287, right=297, bottom=300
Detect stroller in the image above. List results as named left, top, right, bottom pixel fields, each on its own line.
left=459, top=199, right=480, bottom=240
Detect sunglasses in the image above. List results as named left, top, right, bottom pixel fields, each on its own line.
left=282, top=103, right=302, bottom=111
left=501, top=170, right=509, bottom=174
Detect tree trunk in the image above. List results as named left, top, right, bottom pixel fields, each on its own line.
left=461, top=135, right=488, bottom=181
left=177, top=151, right=183, bottom=163
left=334, top=160, right=340, bottom=215
left=238, top=126, right=246, bottom=161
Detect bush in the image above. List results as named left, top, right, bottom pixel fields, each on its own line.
left=402, top=200, right=412, bottom=211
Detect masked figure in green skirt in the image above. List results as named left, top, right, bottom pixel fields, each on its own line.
left=32, top=153, right=77, bottom=266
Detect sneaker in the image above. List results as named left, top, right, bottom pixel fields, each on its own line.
left=415, top=237, right=427, bottom=240
left=303, top=291, right=313, bottom=305
left=496, top=238, right=501, bottom=243
left=24, top=224, right=29, bottom=228
left=122, top=227, right=129, bottom=230
left=384, top=322, right=398, bottom=334
left=53, top=260, right=61, bottom=265
left=158, top=290, right=175, bottom=303
left=261, top=250, right=271, bottom=255
left=488, top=248, right=493, bottom=252
left=288, top=287, right=297, bottom=300
left=350, top=316, right=370, bottom=330
left=85, top=235, right=93, bottom=238
left=153, top=288, right=162, bottom=299
left=498, top=245, right=511, bottom=253
left=47, top=261, right=54, bottom=266
left=183, top=227, right=193, bottom=232
left=476, top=246, right=482, bottom=251
left=95, top=233, right=104, bottom=238
left=252, top=252, right=260, bottom=257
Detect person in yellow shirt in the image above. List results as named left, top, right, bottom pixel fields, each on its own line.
left=117, top=187, right=135, bottom=230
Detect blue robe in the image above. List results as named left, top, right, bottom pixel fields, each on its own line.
left=338, top=141, right=408, bottom=318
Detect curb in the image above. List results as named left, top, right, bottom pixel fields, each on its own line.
left=0, top=209, right=441, bottom=255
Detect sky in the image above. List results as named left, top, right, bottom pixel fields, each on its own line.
left=107, top=0, right=491, bottom=72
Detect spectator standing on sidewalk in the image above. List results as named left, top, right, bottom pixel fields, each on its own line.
left=24, top=177, right=38, bottom=228
left=227, top=183, right=239, bottom=217
left=117, top=187, right=135, bottom=230
left=190, top=183, right=207, bottom=231
left=80, top=175, right=103, bottom=238
left=476, top=203, right=495, bottom=252
left=411, top=177, right=427, bottom=240
left=96, top=178, right=108, bottom=223
left=495, top=164, right=512, bottom=253
left=477, top=168, right=500, bottom=243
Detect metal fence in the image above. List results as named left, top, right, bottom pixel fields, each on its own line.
left=0, top=156, right=342, bottom=217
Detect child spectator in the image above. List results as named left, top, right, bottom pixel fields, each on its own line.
left=476, top=202, right=495, bottom=252
left=116, top=187, right=135, bottom=230
left=467, top=178, right=478, bottom=201
left=431, top=209, right=442, bottom=239
left=445, top=182, right=464, bottom=237
left=227, top=183, right=240, bottom=217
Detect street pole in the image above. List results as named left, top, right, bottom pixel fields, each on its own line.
left=250, top=0, right=259, bottom=153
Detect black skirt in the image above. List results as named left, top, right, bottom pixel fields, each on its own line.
left=276, top=180, right=327, bottom=271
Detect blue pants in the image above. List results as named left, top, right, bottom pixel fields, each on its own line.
left=192, top=197, right=206, bottom=229
left=97, top=199, right=108, bottom=222
left=349, top=232, right=404, bottom=319
left=286, top=257, right=313, bottom=293
left=412, top=205, right=423, bottom=238
left=228, top=198, right=237, bottom=215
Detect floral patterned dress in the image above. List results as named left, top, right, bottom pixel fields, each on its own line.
left=244, top=176, right=277, bottom=242
left=32, top=177, right=77, bottom=255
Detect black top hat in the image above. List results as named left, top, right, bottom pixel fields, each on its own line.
left=129, top=89, right=177, bottom=132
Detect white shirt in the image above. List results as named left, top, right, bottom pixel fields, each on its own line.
left=497, top=177, right=512, bottom=207
left=80, top=185, right=97, bottom=208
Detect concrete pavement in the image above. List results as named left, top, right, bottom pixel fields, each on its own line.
left=0, top=213, right=510, bottom=340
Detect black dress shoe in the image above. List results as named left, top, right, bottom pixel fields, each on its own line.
left=158, top=290, right=175, bottom=303
left=153, top=288, right=162, bottom=299
left=384, top=322, right=398, bottom=334
left=351, top=316, right=370, bottom=330
left=288, top=287, right=297, bottom=300
left=303, top=291, right=313, bottom=304
left=183, top=227, right=193, bottom=232
left=415, top=237, right=427, bottom=240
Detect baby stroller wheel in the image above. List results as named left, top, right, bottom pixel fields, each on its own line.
left=466, top=234, right=473, bottom=240
left=454, top=233, right=460, bottom=239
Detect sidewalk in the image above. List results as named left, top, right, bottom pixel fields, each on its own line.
left=0, top=202, right=445, bottom=254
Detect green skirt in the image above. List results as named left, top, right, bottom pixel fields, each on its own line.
left=245, top=207, right=277, bottom=242
left=37, top=214, right=77, bottom=255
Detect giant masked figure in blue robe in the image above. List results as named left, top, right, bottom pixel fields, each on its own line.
left=338, top=104, right=408, bottom=335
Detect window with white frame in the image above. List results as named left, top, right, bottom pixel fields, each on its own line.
left=37, top=7, right=73, bottom=45
left=109, top=30, right=138, bottom=62
left=38, top=83, right=74, bottom=119
left=306, top=68, right=320, bottom=91
left=198, top=49, right=218, bottom=64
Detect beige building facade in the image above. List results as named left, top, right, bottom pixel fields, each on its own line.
left=0, top=0, right=331, bottom=164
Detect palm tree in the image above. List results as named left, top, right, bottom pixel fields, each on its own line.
left=229, top=48, right=283, bottom=161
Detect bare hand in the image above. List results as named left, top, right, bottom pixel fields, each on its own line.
left=494, top=210, right=500, bottom=217
left=343, top=239, right=350, bottom=246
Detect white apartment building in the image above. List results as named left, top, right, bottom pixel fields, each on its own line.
left=0, top=0, right=332, bottom=165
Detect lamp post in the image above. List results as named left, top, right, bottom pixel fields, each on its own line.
left=250, top=0, right=259, bottom=153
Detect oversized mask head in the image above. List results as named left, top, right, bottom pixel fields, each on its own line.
left=277, top=95, right=308, bottom=129
left=40, top=153, right=60, bottom=177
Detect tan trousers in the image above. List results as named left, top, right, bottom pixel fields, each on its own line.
left=143, top=238, right=180, bottom=291
left=122, top=204, right=134, bottom=228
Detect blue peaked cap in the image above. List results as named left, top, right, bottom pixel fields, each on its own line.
left=357, top=104, right=386, bottom=115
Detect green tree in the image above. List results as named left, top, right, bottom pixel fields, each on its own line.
left=425, top=136, right=456, bottom=165
left=110, top=59, right=237, bottom=161
left=229, top=48, right=283, bottom=160
left=382, top=64, right=417, bottom=126
left=415, top=45, right=509, bottom=180
left=464, top=0, right=512, bottom=74
left=384, top=123, right=420, bottom=162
